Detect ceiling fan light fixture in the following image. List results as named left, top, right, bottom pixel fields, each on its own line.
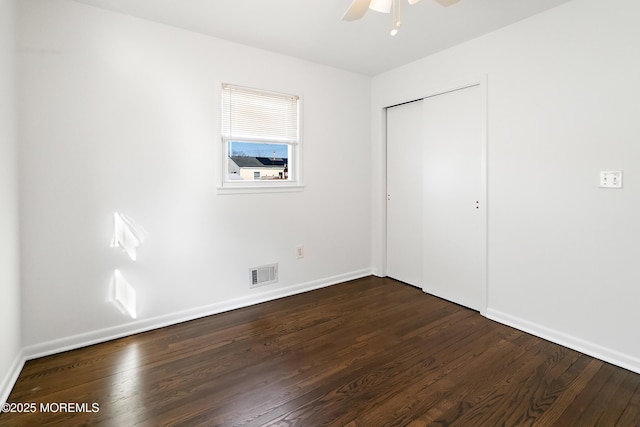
left=390, top=19, right=401, bottom=35
left=341, top=0, right=461, bottom=34
left=389, top=0, right=401, bottom=36
left=370, top=0, right=393, bottom=13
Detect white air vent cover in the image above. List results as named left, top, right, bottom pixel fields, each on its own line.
left=250, top=263, right=278, bottom=288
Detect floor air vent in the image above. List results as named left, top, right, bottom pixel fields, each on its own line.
left=250, top=263, right=278, bottom=288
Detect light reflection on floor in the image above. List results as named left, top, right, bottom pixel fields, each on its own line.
left=108, top=343, right=143, bottom=422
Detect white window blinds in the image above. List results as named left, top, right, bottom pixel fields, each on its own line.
left=222, top=84, right=299, bottom=143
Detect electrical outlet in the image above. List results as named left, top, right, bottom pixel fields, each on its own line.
left=600, top=171, right=622, bottom=188
left=296, top=245, right=304, bottom=259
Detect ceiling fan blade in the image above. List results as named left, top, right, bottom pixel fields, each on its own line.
left=369, top=0, right=393, bottom=13
left=432, top=0, right=460, bottom=6
left=342, top=0, right=372, bottom=21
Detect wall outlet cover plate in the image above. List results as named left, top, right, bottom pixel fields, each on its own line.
left=599, top=171, right=622, bottom=188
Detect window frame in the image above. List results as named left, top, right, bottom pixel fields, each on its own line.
left=218, top=84, right=303, bottom=194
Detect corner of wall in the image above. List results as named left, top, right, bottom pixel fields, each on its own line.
left=0, top=0, right=22, bottom=406
left=0, top=351, right=25, bottom=405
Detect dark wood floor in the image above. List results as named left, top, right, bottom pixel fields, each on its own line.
left=2, top=277, right=639, bottom=426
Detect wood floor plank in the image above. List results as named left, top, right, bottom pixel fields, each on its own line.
left=597, top=371, right=640, bottom=426
left=616, top=382, right=640, bottom=427
left=568, top=363, right=635, bottom=427
left=337, top=323, right=533, bottom=425
left=2, top=277, right=639, bottom=426
left=551, top=361, right=619, bottom=426
left=525, top=357, right=603, bottom=426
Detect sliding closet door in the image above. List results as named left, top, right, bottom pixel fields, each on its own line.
left=422, top=85, right=486, bottom=311
left=386, top=100, right=423, bottom=288
left=386, top=84, right=486, bottom=311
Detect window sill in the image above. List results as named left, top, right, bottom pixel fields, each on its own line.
left=216, top=184, right=305, bottom=195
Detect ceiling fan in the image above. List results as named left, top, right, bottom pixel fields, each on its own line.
left=342, top=0, right=460, bottom=35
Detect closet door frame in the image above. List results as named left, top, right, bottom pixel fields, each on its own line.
left=384, top=78, right=488, bottom=315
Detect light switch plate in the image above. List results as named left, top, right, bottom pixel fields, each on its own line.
left=600, top=171, right=622, bottom=188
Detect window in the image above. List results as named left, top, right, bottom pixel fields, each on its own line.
left=221, top=84, right=300, bottom=191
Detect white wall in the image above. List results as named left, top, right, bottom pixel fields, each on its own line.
left=372, top=0, right=640, bottom=372
left=0, top=0, right=22, bottom=404
left=18, top=0, right=372, bottom=355
left=16, top=0, right=640, bottom=384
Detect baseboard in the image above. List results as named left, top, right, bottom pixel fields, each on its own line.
left=22, top=269, right=372, bottom=361
left=486, top=308, right=640, bottom=374
left=0, top=350, right=25, bottom=405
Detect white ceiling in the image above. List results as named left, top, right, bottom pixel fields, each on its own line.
left=72, top=0, right=574, bottom=76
